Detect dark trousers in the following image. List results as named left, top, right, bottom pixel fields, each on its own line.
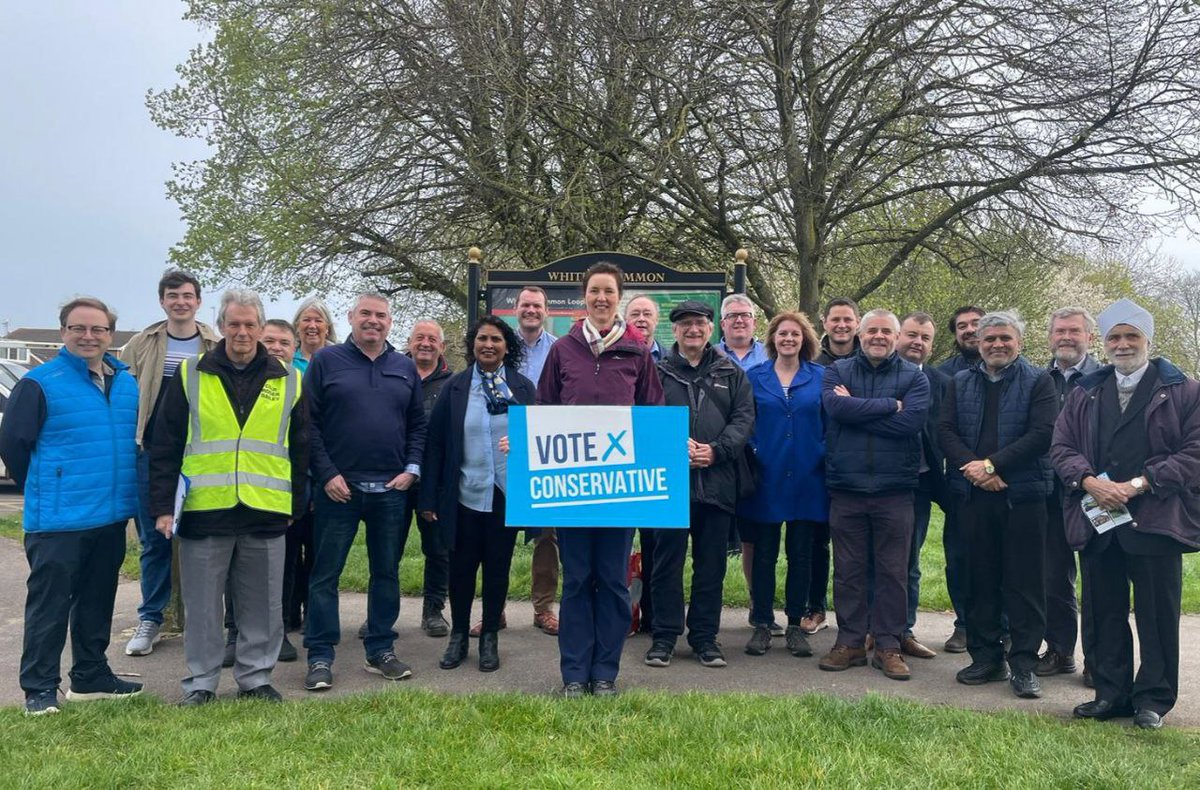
left=448, top=490, right=517, bottom=635
left=941, top=502, right=967, bottom=628
left=403, top=488, right=449, bottom=610
left=21, top=522, right=125, bottom=694
left=558, top=527, right=634, bottom=684
left=305, top=488, right=408, bottom=664
left=830, top=492, right=912, bottom=651
left=283, top=509, right=315, bottom=630
left=808, top=521, right=831, bottom=612
left=865, top=490, right=932, bottom=635
left=638, top=527, right=656, bottom=631
left=750, top=519, right=817, bottom=627
left=1083, top=539, right=1182, bottom=715
left=649, top=504, right=729, bottom=649
left=1043, top=494, right=1081, bottom=655
left=963, top=493, right=1046, bottom=672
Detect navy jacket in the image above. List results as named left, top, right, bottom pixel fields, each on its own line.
left=307, top=338, right=427, bottom=486
left=920, top=365, right=951, bottom=507
left=939, top=356, right=1056, bottom=504
left=418, top=365, right=535, bottom=546
left=822, top=351, right=929, bottom=494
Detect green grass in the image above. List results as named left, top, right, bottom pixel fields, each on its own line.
left=0, top=691, right=1195, bottom=787
left=3, top=510, right=1198, bottom=613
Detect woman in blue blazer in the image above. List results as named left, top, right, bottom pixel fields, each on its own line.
left=738, top=311, right=830, bottom=659
left=419, top=316, right=536, bottom=673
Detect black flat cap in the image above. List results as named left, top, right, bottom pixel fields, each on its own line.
left=669, top=300, right=714, bottom=322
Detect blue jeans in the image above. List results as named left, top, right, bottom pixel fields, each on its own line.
left=304, top=488, right=409, bottom=664
left=135, top=449, right=171, bottom=624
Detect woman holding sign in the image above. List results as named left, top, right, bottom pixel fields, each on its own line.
left=537, top=262, right=665, bottom=698
left=420, top=316, right=536, bottom=672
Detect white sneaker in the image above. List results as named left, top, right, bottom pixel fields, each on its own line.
left=125, top=620, right=160, bottom=656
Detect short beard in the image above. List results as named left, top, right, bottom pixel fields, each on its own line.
left=956, top=342, right=980, bottom=360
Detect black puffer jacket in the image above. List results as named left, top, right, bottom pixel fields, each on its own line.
left=656, top=345, right=756, bottom=513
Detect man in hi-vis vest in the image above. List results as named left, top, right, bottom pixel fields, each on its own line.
left=150, top=289, right=308, bottom=705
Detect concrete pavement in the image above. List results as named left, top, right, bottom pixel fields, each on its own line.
left=0, top=533, right=1196, bottom=727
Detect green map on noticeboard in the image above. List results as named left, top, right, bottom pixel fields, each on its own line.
left=490, top=287, right=722, bottom=346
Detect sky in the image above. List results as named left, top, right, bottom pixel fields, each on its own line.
left=1, top=1, right=1198, bottom=339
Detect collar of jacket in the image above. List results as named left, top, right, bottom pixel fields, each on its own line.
left=345, top=335, right=396, bottom=360
left=197, top=340, right=282, bottom=379
left=966, top=355, right=1032, bottom=382
left=565, top=320, right=648, bottom=356
left=1047, top=353, right=1101, bottom=376
left=1076, top=356, right=1186, bottom=392
left=406, top=352, right=452, bottom=380
left=55, top=346, right=129, bottom=377
left=820, top=334, right=860, bottom=359
left=852, top=348, right=902, bottom=372
left=659, top=344, right=734, bottom=381
left=139, top=319, right=220, bottom=342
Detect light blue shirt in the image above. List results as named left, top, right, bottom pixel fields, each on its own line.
left=519, top=329, right=557, bottom=386
left=459, top=366, right=510, bottom=512
left=720, top=339, right=768, bottom=370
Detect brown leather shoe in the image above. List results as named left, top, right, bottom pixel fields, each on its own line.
left=902, top=636, right=937, bottom=659
left=533, top=611, right=559, bottom=635
left=818, top=644, right=868, bottom=672
left=800, top=611, right=828, bottom=634
left=873, top=649, right=911, bottom=680
left=469, top=611, right=507, bottom=638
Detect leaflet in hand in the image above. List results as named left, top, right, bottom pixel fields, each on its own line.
left=170, top=474, right=191, bottom=539
left=1080, top=473, right=1132, bottom=534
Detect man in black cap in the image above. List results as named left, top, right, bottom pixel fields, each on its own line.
left=644, top=301, right=755, bottom=669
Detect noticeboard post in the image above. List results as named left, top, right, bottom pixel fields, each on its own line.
left=505, top=405, right=691, bottom=529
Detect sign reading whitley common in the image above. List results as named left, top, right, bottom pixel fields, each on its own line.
left=506, top=405, right=690, bottom=529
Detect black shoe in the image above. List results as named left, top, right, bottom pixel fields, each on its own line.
left=956, top=662, right=1010, bottom=685
left=1034, top=650, right=1076, bottom=676
left=421, top=603, right=450, bottom=638
left=357, top=620, right=368, bottom=640
left=1073, top=699, right=1134, bottom=720
left=179, top=689, right=216, bottom=706
left=694, top=642, right=727, bottom=668
left=478, top=632, right=500, bottom=672
left=304, top=661, right=333, bottom=691
left=562, top=682, right=588, bottom=699
left=1010, top=670, right=1042, bottom=699
left=439, top=633, right=469, bottom=669
left=222, top=630, right=237, bottom=668
left=66, top=675, right=144, bottom=701
left=365, top=652, right=413, bottom=681
left=943, top=627, right=967, bottom=653
left=644, top=640, right=674, bottom=668
left=278, top=634, right=298, bottom=663
left=1134, top=709, right=1163, bottom=730
left=745, top=626, right=772, bottom=656
left=591, top=680, right=618, bottom=698
left=785, top=625, right=813, bottom=657
left=237, top=684, right=283, bottom=703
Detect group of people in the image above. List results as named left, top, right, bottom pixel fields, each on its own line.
left=2, top=264, right=1195, bottom=731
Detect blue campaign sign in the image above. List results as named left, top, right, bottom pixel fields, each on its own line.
left=506, top=405, right=690, bottom=529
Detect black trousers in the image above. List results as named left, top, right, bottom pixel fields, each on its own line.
left=1083, top=538, right=1182, bottom=714
left=20, top=522, right=126, bottom=694
left=830, top=492, right=912, bottom=651
left=403, top=487, right=450, bottom=609
left=1043, top=493, right=1084, bottom=655
left=650, top=504, right=730, bottom=649
left=282, top=509, right=314, bottom=630
left=750, top=519, right=818, bottom=627
left=963, top=493, right=1046, bottom=672
left=638, top=527, right=656, bottom=631
left=808, top=521, right=831, bottom=612
left=448, top=490, right=517, bottom=635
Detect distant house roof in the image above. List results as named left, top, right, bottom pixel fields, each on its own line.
left=4, top=328, right=138, bottom=347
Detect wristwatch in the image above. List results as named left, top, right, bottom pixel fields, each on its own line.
left=983, top=459, right=995, bottom=475
left=1131, top=476, right=1145, bottom=492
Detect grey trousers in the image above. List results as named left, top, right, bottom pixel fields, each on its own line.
left=179, top=533, right=285, bottom=694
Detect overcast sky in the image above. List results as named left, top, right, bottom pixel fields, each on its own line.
left=1, top=1, right=1197, bottom=338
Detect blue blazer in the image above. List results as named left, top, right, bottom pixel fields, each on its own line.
left=738, top=359, right=830, bottom=524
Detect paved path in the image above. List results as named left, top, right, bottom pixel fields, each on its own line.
left=0, top=532, right=1195, bottom=728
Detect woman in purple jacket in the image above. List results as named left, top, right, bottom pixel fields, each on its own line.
left=536, top=262, right=665, bottom=698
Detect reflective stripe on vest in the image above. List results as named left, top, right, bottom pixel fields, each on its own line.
left=179, top=357, right=300, bottom=515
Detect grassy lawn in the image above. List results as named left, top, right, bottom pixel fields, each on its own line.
left=1, top=691, right=1196, bottom=787
left=3, top=510, right=1199, bottom=613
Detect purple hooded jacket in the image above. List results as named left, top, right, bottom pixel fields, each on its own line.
left=1050, top=357, right=1200, bottom=551
left=535, top=321, right=665, bottom=407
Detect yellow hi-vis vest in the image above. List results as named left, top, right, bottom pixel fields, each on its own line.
left=178, top=356, right=301, bottom=515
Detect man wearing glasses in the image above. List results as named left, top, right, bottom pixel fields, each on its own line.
left=718, top=294, right=768, bottom=369
left=1, top=298, right=144, bottom=715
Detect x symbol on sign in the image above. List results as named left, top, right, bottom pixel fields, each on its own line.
left=602, top=430, right=628, bottom=462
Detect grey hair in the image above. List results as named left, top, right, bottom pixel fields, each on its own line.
left=293, top=297, right=339, bottom=344
left=217, top=289, right=265, bottom=328
left=351, top=291, right=391, bottom=312
left=1048, top=306, right=1096, bottom=336
left=410, top=319, right=446, bottom=343
left=720, top=293, right=755, bottom=318
left=978, top=310, right=1026, bottom=338
left=857, top=308, right=901, bottom=334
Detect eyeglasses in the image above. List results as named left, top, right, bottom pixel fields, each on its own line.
left=722, top=312, right=754, bottom=323
left=65, top=325, right=112, bottom=336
